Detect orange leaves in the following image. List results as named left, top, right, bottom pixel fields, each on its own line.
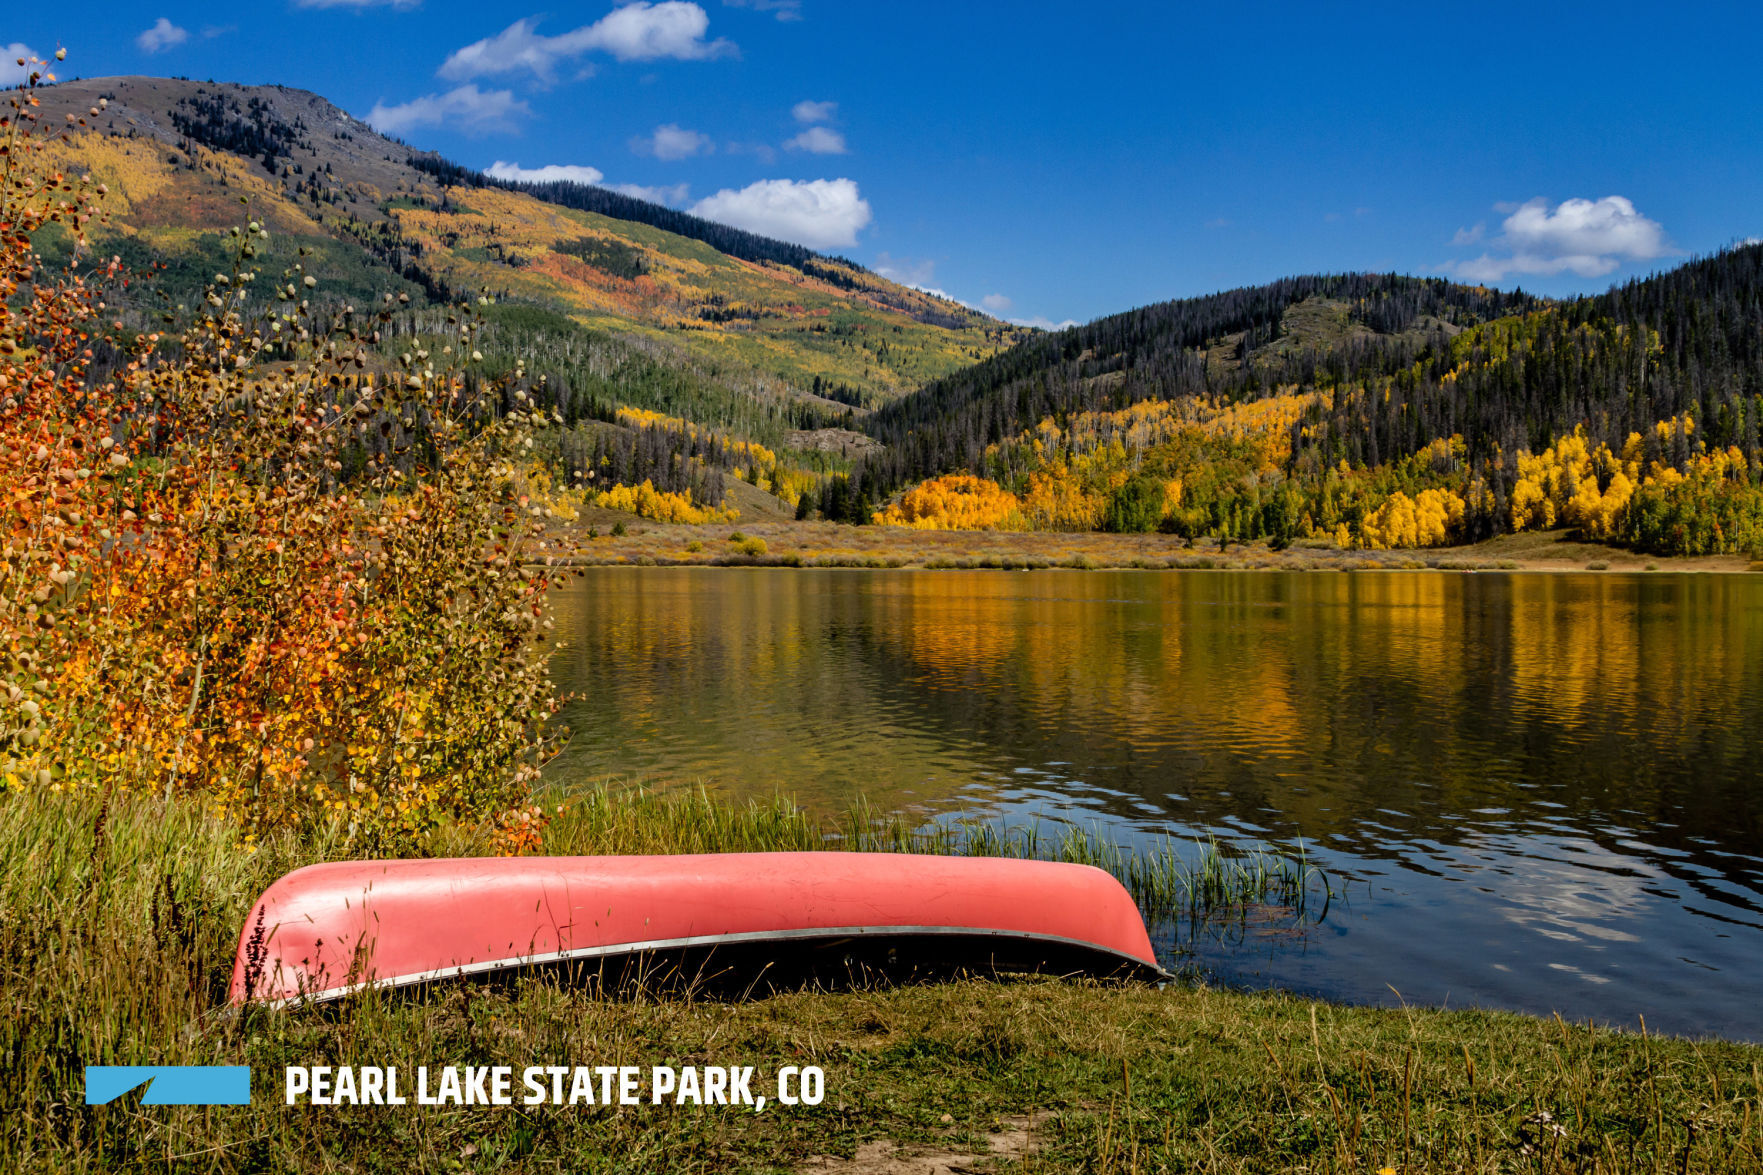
left=876, top=474, right=1027, bottom=531
left=2, top=90, right=566, bottom=847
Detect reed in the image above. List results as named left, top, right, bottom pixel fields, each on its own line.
left=537, top=783, right=1326, bottom=922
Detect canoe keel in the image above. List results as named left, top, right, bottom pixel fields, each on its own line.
left=229, top=852, right=1167, bottom=1004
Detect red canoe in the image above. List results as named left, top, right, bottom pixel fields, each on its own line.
left=229, top=852, right=1165, bottom=1003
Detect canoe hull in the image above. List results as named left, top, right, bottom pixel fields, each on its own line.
left=229, top=852, right=1165, bottom=1003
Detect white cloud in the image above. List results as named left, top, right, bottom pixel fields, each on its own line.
left=136, top=18, right=189, bottom=54
left=724, top=0, right=802, bottom=20
left=610, top=181, right=691, bottom=205
left=1010, top=315, right=1078, bottom=331
left=689, top=178, right=870, bottom=249
left=874, top=252, right=936, bottom=288
left=784, top=125, right=845, bottom=155
left=1737, top=236, right=1761, bottom=248
left=484, top=162, right=691, bottom=205
left=1505, top=196, right=1667, bottom=261
left=1447, top=196, right=1671, bottom=283
left=791, top=99, right=835, bottom=124
left=633, top=122, right=714, bottom=160
left=1, top=44, right=37, bottom=86
left=438, top=19, right=556, bottom=79
left=366, top=85, right=531, bottom=137
left=1450, top=223, right=1484, bottom=246
left=486, top=160, right=605, bottom=185
left=867, top=257, right=960, bottom=304
left=871, top=257, right=1070, bottom=326
left=440, top=4, right=734, bottom=82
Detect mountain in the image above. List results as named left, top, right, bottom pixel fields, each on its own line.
left=835, top=255, right=1763, bottom=555
left=863, top=273, right=1544, bottom=477
left=32, top=76, right=1027, bottom=436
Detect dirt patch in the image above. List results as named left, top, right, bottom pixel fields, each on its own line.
left=787, top=428, right=883, bottom=456
left=800, top=1117, right=1037, bottom=1175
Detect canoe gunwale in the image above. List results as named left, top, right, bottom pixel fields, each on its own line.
left=252, top=922, right=1174, bottom=1006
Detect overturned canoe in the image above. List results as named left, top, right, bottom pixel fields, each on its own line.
left=229, top=852, right=1165, bottom=1003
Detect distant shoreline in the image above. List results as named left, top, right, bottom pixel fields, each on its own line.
left=541, top=514, right=1761, bottom=575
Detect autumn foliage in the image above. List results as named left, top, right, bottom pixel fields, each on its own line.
left=875, top=474, right=1026, bottom=530
left=2, top=66, right=566, bottom=848
left=590, top=478, right=736, bottom=524
left=873, top=382, right=1761, bottom=557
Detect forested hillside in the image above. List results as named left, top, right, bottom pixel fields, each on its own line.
left=27, top=75, right=1026, bottom=522
left=29, top=75, right=1763, bottom=552
left=834, top=252, right=1763, bottom=556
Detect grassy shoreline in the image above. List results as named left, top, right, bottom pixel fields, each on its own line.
left=10, top=786, right=1763, bottom=1172
left=545, top=515, right=1763, bottom=575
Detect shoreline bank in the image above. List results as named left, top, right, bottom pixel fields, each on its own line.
left=12, top=786, right=1763, bottom=1171
left=541, top=515, right=1761, bottom=574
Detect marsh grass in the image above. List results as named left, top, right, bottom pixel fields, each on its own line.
left=538, top=785, right=1324, bottom=924
left=9, top=786, right=1763, bottom=1173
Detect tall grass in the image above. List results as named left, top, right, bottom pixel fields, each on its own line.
left=8, top=786, right=1763, bottom=1173
left=538, top=785, right=1327, bottom=923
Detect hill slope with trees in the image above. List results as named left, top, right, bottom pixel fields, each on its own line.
left=28, top=74, right=1031, bottom=520
left=832, top=253, right=1763, bottom=556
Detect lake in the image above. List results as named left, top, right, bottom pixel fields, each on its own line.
left=546, top=567, right=1763, bottom=1040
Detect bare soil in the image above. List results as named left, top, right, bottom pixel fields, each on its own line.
left=801, top=1117, right=1037, bottom=1175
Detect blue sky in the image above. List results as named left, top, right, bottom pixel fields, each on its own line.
left=9, top=2, right=1762, bottom=327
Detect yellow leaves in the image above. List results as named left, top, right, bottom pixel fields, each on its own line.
left=1360, top=489, right=1466, bottom=549
left=875, top=474, right=1026, bottom=531
left=614, top=407, right=780, bottom=468
left=1506, top=417, right=1723, bottom=540
left=590, top=479, right=736, bottom=525
left=1, top=135, right=562, bottom=849
left=1020, top=467, right=1107, bottom=531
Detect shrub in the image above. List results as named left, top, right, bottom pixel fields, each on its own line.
left=1, top=74, right=565, bottom=849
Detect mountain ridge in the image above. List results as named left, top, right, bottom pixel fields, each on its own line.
left=33, top=74, right=1027, bottom=421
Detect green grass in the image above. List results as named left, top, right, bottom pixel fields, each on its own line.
left=533, top=785, right=1323, bottom=925
left=7, top=786, right=1763, bottom=1172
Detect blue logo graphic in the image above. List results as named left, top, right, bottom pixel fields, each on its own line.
left=85, top=1066, right=252, bottom=1106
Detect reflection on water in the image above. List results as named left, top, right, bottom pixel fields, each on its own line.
left=547, top=568, right=1763, bottom=1039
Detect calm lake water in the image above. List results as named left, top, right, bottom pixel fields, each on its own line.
left=547, top=567, right=1763, bottom=1040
